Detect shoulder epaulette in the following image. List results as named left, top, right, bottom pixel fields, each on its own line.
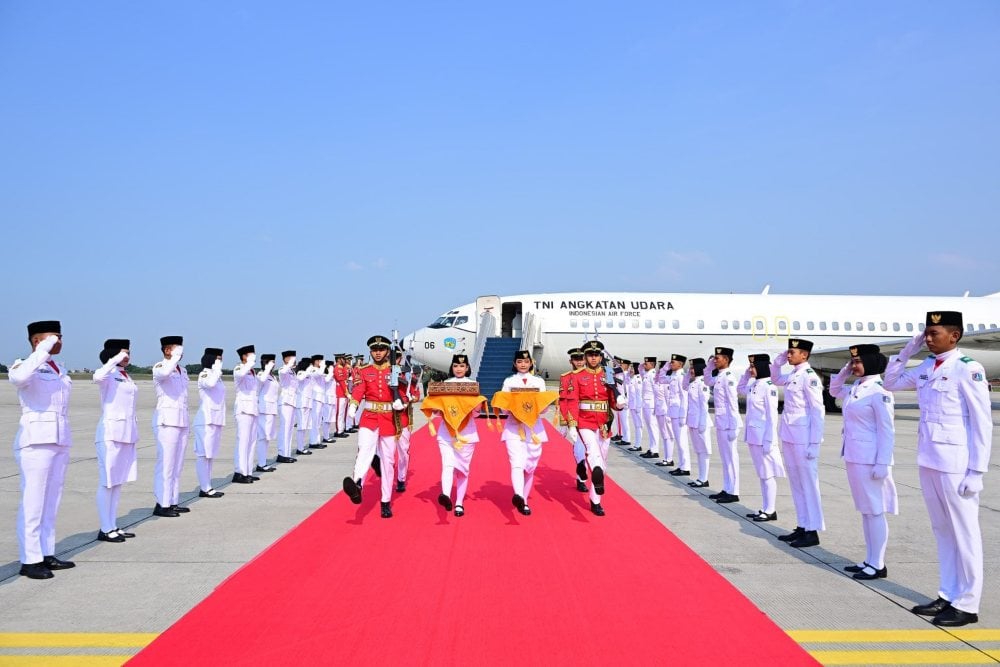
left=153, top=362, right=163, bottom=368
left=960, top=356, right=973, bottom=363
left=360, top=363, right=373, bottom=369
left=876, top=380, right=883, bottom=385
left=805, top=368, right=815, bottom=374
left=560, top=370, right=574, bottom=377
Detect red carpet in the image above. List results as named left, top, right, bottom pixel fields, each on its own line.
left=130, top=423, right=817, bottom=666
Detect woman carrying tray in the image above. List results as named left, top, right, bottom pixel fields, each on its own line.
left=422, top=354, right=485, bottom=517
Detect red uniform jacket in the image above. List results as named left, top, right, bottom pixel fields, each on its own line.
left=334, top=365, right=349, bottom=398
left=558, top=369, right=580, bottom=425
left=566, top=367, right=618, bottom=430
left=350, top=363, right=411, bottom=432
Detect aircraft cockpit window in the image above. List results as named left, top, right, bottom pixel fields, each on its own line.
left=428, top=316, right=457, bottom=329
left=454, top=316, right=468, bottom=326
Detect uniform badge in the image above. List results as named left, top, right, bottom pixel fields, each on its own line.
left=882, top=395, right=892, bottom=403
left=770, top=390, right=777, bottom=397
left=973, top=372, right=984, bottom=381
left=810, top=379, right=818, bottom=387
left=919, top=374, right=928, bottom=380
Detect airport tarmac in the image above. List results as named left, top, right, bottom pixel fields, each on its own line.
left=0, top=378, right=998, bottom=665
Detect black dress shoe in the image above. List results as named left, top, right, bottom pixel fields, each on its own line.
left=348, top=426, right=359, bottom=433
left=310, top=442, right=328, bottom=449
left=232, top=473, right=252, bottom=484
left=153, top=503, right=180, bottom=517
left=778, top=527, right=804, bottom=542
left=590, top=501, right=605, bottom=516
left=199, top=489, right=225, bottom=498
left=627, top=446, right=642, bottom=452
left=519, top=505, right=532, bottom=516
left=853, top=565, right=887, bottom=580
left=42, top=555, right=75, bottom=570
left=912, top=597, right=952, bottom=616
left=688, top=480, right=710, bottom=488
left=576, top=480, right=588, bottom=492
left=371, top=455, right=382, bottom=478
left=610, top=435, right=622, bottom=442
left=789, top=530, right=820, bottom=548
left=932, top=607, right=978, bottom=627
left=748, top=510, right=778, bottom=522
left=343, top=477, right=363, bottom=505
left=19, top=562, right=53, bottom=579
left=114, top=529, right=136, bottom=538
left=668, top=469, right=691, bottom=476
left=276, top=455, right=297, bottom=463
left=576, top=460, right=588, bottom=481
left=708, top=490, right=725, bottom=499
left=640, top=451, right=659, bottom=459
left=335, top=432, right=349, bottom=438
left=454, top=505, right=465, bottom=517
left=396, top=480, right=406, bottom=493
left=619, top=440, right=631, bottom=446
left=322, top=437, right=336, bottom=443
left=170, top=505, right=191, bottom=513
left=98, top=530, right=125, bottom=543
left=716, top=493, right=740, bottom=504
left=512, top=494, right=526, bottom=512
left=592, top=466, right=605, bottom=495
left=248, top=475, right=261, bottom=481
left=380, top=501, right=393, bottom=518
left=437, top=493, right=453, bottom=511
left=255, top=465, right=277, bottom=473
left=844, top=562, right=869, bottom=574
left=296, top=449, right=313, bottom=456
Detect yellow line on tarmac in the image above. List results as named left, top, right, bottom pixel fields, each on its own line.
left=789, top=629, right=1000, bottom=643
left=0, top=633, right=156, bottom=648
left=810, top=649, right=1000, bottom=665
left=0, top=658, right=133, bottom=667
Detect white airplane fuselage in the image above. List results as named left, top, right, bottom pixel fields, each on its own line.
left=404, top=291, right=1000, bottom=379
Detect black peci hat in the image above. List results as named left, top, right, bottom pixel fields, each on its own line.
left=28, top=320, right=61, bottom=337
left=788, top=338, right=814, bottom=352
left=644, top=356, right=657, bottom=364
left=850, top=343, right=887, bottom=376
left=750, top=353, right=771, bottom=378
left=714, top=347, right=734, bottom=359
left=451, top=354, right=469, bottom=366
left=160, top=335, right=183, bottom=347
left=282, top=350, right=296, bottom=359
left=260, top=354, right=276, bottom=367
left=237, top=345, right=255, bottom=358
left=926, top=311, right=963, bottom=328
left=671, top=354, right=687, bottom=363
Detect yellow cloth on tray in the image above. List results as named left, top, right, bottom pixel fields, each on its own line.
left=491, top=391, right=559, bottom=428
left=421, top=394, right=487, bottom=437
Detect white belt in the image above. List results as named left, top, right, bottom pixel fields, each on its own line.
left=579, top=401, right=608, bottom=411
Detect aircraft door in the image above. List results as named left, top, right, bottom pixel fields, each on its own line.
left=502, top=302, right=523, bottom=338
left=476, top=295, right=501, bottom=335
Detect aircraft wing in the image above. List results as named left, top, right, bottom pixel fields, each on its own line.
left=809, top=328, right=1000, bottom=373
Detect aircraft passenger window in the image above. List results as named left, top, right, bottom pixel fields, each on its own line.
left=918, top=323, right=925, bottom=331
left=777, top=321, right=787, bottom=331
left=606, top=319, right=614, bottom=328
left=732, top=320, right=740, bottom=330
left=967, top=324, right=975, bottom=333
left=672, top=320, right=680, bottom=329
left=570, top=320, right=578, bottom=328
left=880, top=322, right=887, bottom=331
left=658, top=320, right=666, bottom=329
left=868, top=322, right=876, bottom=332
left=792, top=321, right=801, bottom=331
left=829, top=322, right=836, bottom=331
left=595, top=321, right=602, bottom=329
left=856, top=322, right=864, bottom=331
left=807, top=321, right=814, bottom=331
left=743, top=320, right=751, bottom=329
left=845, top=322, right=852, bottom=331
left=697, top=320, right=705, bottom=329
left=644, top=320, right=652, bottom=329
left=632, top=320, right=640, bottom=329
left=583, top=320, right=590, bottom=329
left=992, top=323, right=998, bottom=329
left=755, top=320, right=764, bottom=331
left=618, top=320, right=625, bottom=328
left=906, top=323, right=914, bottom=332
left=720, top=321, right=729, bottom=330
left=979, top=323, right=986, bottom=331
left=893, top=323, right=900, bottom=332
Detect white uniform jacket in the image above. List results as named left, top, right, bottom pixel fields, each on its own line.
left=152, top=357, right=189, bottom=427
left=664, top=370, right=687, bottom=418
left=195, top=367, right=226, bottom=427
left=770, top=360, right=824, bottom=445
left=830, top=371, right=894, bottom=465
left=9, top=347, right=72, bottom=448
left=233, top=363, right=262, bottom=416
left=258, top=373, right=280, bottom=415
left=279, top=364, right=299, bottom=407
left=684, top=375, right=711, bottom=432
left=706, top=368, right=743, bottom=430
left=94, top=360, right=138, bottom=444
left=742, top=378, right=778, bottom=449
left=885, top=349, right=992, bottom=474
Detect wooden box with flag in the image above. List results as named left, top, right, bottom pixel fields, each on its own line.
left=427, top=381, right=481, bottom=396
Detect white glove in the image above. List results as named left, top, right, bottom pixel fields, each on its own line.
left=264, top=360, right=275, bottom=375
left=246, top=353, right=256, bottom=366
left=111, top=350, right=129, bottom=366
left=705, top=356, right=716, bottom=371
left=805, top=442, right=820, bottom=460
left=392, top=398, right=404, bottom=411
left=871, top=464, right=889, bottom=480
left=958, top=470, right=984, bottom=497
left=39, top=335, right=60, bottom=353
left=170, top=345, right=184, bottom=360
left=212, top=358, right=223, bottom=373
left=899, top=331, right=925, bottom=362
left=287, top=356, right=296, bottom=367
left=616, top=396, right=626, bottom=409
left=776, top=350, right=788, bottom=366
left=347, top=404, right=357, bottom=421
left=567, top=426, right=578, bottom=442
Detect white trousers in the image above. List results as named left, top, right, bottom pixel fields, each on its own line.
left=396, top=428, right=411, bottom=482
left=689, top=427, right=711, bottom=482
left=715, top=425, right=740, bottom=495
left=15, top=443, right=69, bottom=564
left=641, top=406, right=660, bottom=454
left=353, top=427, right=399, bottom=502
left=579, top=428, right=610, bottom=505
left=234, top=413, right=258, bottom=476
left=505, top=437, right=543, bottom=502
left=781, top=441, right=825, bottom=531
left=257, top=414, right=277, bottom=466
left=279, top=404, right=296, bottom=457
left=656, top=413, right=674, bottom=460
left=336, top=397, right=348, bottom=433
left=153, top=424, right=188, bottom=508
left=920, top=467, right=983, bottom=614
left=96, top=485, right=122, bottom=534
left=669, top=416, right=690, bottom=471
left=309, top=403, right=323, bottom=444
left=297, top=406, right=312, bottom=451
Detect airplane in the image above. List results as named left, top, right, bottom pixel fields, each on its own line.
left=402, top=288, right=1000, bottom=395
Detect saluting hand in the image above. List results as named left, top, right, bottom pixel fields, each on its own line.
left=170, top=345, right=184, bottom=360
left=899, top=331, right=925, bottom=361
left=212, top=359, right=223, bottom=373
left=264, top=360, right=275, bottom=375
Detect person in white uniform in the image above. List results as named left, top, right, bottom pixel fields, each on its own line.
left=321, top=359, right=338, bottom=443
left=10, top=320, right=76, bottom=579
left=193, top=347, right=226, bottom=496
left=501, top=350, right=549, bottom=516
left=434, top=354, right=482, bottom=516
left=652, top=361, right=675, bottom=466
left=885, top=311, right=992, bottom=627
left=770, top=338, right=826, bottom=548
left=635, top=357, right=661, bottom=458
left=737, top=354, right=786, bottom=522
left=627, top=362, right=643, bottom=450
left=307, top=355, right=329, bottom=449
left=93, top=338, right=140, bottom=542
left=233, top=345, right=265, bottom=483
left=830, top=344, right=897, bottom=581
left=256, top=354, right=280, bottom=473
left=683, top=358, right=712, bottom=489
left=705, top=347, right=742, bottom=503
left=664, top=354, right=691, bottom=476
left=276, top=350, right=299, bottom=463
left=152, top=335, right=190, bottom=518
left=295, top=357, right=317, bottom=456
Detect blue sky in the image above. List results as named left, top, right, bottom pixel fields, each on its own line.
left=2, top=1, right=998, bottom=368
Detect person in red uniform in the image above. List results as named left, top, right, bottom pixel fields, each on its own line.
left=558, top=347, right=588, bottom=492
left=565, top=340, right=626, bottom=516
left=333, top=354, right=351, bottom=438
left=342, top=335, right=410, bottom=518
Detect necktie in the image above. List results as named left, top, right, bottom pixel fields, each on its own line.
left=934, top=359, right=944, bottom=370
left=47, top=361, right=59, bottom=373
left=122, top=369, right=129, bottom=379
